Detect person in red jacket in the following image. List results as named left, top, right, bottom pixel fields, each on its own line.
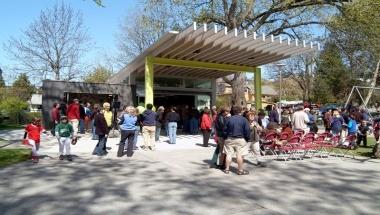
left=23, top=118, right=45, bottom=163
left=200, top=107, right=213, bottom=147
left=67, top=98, right=80, bottom=136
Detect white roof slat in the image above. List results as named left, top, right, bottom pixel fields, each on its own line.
left=161, top=26, right=206, bottom=58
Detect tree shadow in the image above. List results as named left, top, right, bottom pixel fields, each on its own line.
left=0, top=149, right=380, bottom=215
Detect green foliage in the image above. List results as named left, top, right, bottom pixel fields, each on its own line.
left=216, top=95, right=231, bottom=108
left=328, top=0, right=380, bottom=81
left=313, top=42, right=352, bottom=103
left=12, top=73, right=35, bottom=101
left=0, top=97, right=29, bottom=124
left=84, top=66, right=113, bottom=83
left=0, top=148, right=31, bottom=167
left=330, top=0, right=380, bottom=59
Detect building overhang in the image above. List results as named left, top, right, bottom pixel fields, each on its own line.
left=109, top=22, right=319, bottom=83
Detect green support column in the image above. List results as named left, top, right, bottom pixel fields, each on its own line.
left=145, top=56, right=154, bottom=106
left=254, top=67, right=262, bottom=109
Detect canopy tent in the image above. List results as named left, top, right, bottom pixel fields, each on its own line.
left=109, top=22, right=319, bottom=108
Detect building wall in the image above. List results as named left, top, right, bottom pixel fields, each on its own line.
left=42, top=80, right=135, bottom=129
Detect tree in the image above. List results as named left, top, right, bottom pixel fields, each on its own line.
left=184, top=0, right=348, bottom=106
left=0, top=97, right=28, bottom=124
left=269, top=54, right=316, bottom=101
left=118, top=0, right=347, bottom=106
left=116, top=0, right=188, bottom=65
left=3, top=3, right=90, bottom=81
left=0, top=67, right=5, bottom=87
left=12, top=73, right=35, bottom=101
left=328, top=0, right=380, bottom=106
left=84, top=66, right=113, bottom=83
left=313, top=42, right=351, bottom=103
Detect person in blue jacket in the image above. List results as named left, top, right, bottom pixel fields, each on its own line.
left=117, top=106, right=137, bottom=157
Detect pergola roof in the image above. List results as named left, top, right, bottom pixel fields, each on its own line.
left=109, top=22, right=319, bottom=83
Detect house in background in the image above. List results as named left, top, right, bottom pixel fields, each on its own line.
left=216, top=78, right=278, bottom=108
left=29, top=93, right=42, bottom=112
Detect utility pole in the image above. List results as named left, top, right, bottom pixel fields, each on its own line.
left=276, top=63, right=286, bottom=123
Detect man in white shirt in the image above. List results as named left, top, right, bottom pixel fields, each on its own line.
left=292, top=106, right=310, bottom=133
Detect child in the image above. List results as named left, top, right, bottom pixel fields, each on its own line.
left=357, top=121, right=369, bottom=147
left=55, top=116, right=74, bottom=161
left=23, top=118, right=45, bottom=163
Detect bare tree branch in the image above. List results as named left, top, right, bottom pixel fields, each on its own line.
left=3, top=3, right=90, bottom=81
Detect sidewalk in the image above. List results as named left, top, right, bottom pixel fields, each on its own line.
left=1, top=130, right=380, bottom=215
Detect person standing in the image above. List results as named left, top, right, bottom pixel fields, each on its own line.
left=214, top=107, right=229, bottom=169
left=117, top=107, right=137, bottom=157
left=166, top=107, right=180, bottom=144
left=223, top=106, right=251, bottom=175
left=155, top=106, right=165, bottom=142
left=90, top=105, right=100, bottom=140
left=323, top=110, right=333, bottom=132
left=55, top=116, right=74, bottom=161
left=246, top=111, right=265, bottom=167
left=23, top=118, right=45, bottom=163
left=132, top=108, right=142, bottom=150
left=92, top=107, right=109, bottom=156
left=67, top=99, right=80, bottom=137
left=181, top=105, right=190, bottom=133
left=79, top=103, right=86, bottom=134
left=141, top=104, right=157, bottom=150
left=269, top=105, right=280, bottom=123
left=50, top=103, right=60, bottom=136
left=347, top=114, right=358, bottom=136
left=102, top=102, right=113, bottom=132
left=357, top=121, right=369, bottom=147
left=331, top=110, right=344, bottom=135
left=84, top=102, right=92, bottom=133
left=291, top=106, right=310, bottom=133
left=200, top=107, right=213, bottom=147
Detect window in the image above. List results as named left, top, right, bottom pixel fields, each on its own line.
left=185, top=79, right=212, bottom=89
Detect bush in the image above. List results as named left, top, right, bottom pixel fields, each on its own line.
left=0, top=97, right=28, bottom=124
left=19, top=111, right=42, bottom=124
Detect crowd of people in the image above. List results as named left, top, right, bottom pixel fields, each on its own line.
left=21, top=98, right=379, bottom=166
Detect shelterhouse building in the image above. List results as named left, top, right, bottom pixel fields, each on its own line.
left=108, top=22, right=318, bottom=109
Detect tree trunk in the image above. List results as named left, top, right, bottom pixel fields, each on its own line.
left=230, top=73, right=246, bottom=106
left=364, top=57, right=380, bottom=106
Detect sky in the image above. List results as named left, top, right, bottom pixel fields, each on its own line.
left=0, top=0, right=327, bottom=85
left=0, top=0, right=140, bottom=85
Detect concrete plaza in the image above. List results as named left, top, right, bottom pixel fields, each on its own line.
left=0, top=130, right=379, bottom=215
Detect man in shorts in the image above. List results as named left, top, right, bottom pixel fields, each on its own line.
left=223, top=106, right=251, bottom=175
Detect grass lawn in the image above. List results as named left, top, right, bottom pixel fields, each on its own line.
left=0, top=148, right=31, bottom=167
left=0, top=123, right=24, bottom=130
left=330, top=136, right=377, bottom=158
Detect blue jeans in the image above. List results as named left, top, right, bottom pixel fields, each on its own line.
left=165, top=122, right=169, bottom=137
left=168, top=122, right=177, bottom=144
left=91, top=120, right=98, bottom=140
left=93, top=135, right=107, bottom=155
left=155, top=126, right=161, bottom=141
left=79, top=119, right=85, bottom=134
left=132, top=127, right=139, bottom=149
left=189, top=118, right=199, bottom=134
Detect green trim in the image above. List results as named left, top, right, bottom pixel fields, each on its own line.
left=152, top=57, right=256, bottom=73
left=145, top=56, right=154, bottom=105
left=254, top=68, right=262, bottom=109
left=144, top=56, right=262, bottom=107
